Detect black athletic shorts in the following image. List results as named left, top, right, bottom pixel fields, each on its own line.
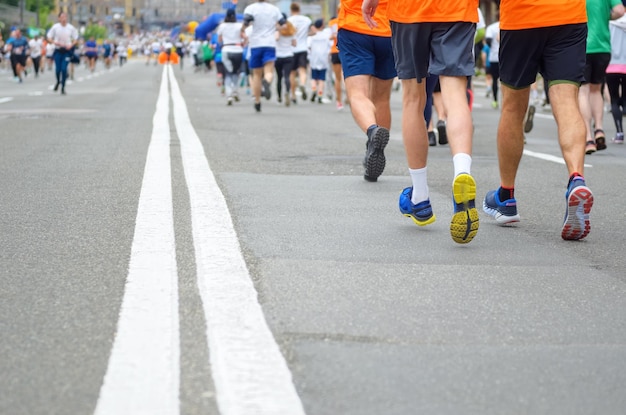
left=583, top=53, right=611, bottom=85
left=292, top=51, right=308, bottom=70
left=500, top=23, right=587, bottom=88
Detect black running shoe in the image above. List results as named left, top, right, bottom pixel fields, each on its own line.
left=254, top=102, right=261, bottom=112
left=363, top=126, right=389, bottom=182
left=428, top=131, right=436, bottom=147
left=437, top=120, right=448, bottom=145
left=524, top=104, right=535, bottom=133
left=262, top=79, right=271, bottom=100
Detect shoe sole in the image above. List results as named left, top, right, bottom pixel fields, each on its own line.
left=262, top=80, right=271, bottom=100
left=437, top=123, right=448, bottom=145
left=364, top=128, right=389, bottom=181
left=561, top=185, right=593, bottom=240
left=450, top=173, right=479, bottom=244
left=482, top=200, right=521, bottom=224
left=524, top=105, right=535, bottom=133
left=404, top=212, right=437, bottom=226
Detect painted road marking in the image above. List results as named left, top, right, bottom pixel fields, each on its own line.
left=168, top=64, right=306, bottom=415
left=95, top=65, right=180, bottom=415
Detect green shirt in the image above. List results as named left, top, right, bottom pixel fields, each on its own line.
left=586, top=0, right=623, bottom=53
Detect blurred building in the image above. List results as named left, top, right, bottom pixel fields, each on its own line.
left=54, top=0, right=224, bottom=33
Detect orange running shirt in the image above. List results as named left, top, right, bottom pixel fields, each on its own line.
left=500, top=0, right=587, bottom=30
left=329, top=17, right=339, bottom=53
left=338, top=0, right=391, bottom=37
left=387, top=0, right=478, bottom=24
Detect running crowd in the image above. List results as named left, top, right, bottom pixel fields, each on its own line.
left=208, top=0, right=623, bottom=244
left=0, top=12, right=141, bottom=93
left=3, top=0, right=625, bottom=245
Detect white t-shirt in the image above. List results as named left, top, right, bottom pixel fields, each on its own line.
left=307, top=28, right=332, bottom=70
left=243, top=2, right=283, bottom=48
left=276, top=32, right=294, bottom=58
left=218, top=22, right=244, bottom=53
left=29, top=38, right=43, bottom=58
left=188, top=39, right=201, bottom=56
left=244, top=26, right=253, bottom=60
left=47, top=22, right=78, bottom=49
left=45, top=42, right=55, bottom=57
left=485, top=21, right=500, bottom=63
left=288, top=14, right=312, bottom=53
left=117, top=44, right=128, bottom=57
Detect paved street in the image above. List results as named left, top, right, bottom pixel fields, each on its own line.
left=1, top=59, right=626, bottom=415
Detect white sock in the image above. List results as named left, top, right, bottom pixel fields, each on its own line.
left=409, top=167, right=429, bottom=204
left=453, top=153, right=472, bottom=178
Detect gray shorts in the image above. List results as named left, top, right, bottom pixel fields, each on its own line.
left=390, top=21, right=476, bottom=82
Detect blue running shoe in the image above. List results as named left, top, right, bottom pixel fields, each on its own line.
left=561, top=178, right=593, bottom=240
left=482, top=188, right=520, bottom=224
left=363, top=126, right=389, bottom=182
left=399, top=187, right=436, bottom=226
left=450, top=173, right=479, bottom=244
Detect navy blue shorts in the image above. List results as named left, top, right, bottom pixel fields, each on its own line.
left=500, top=23, right=587, bottom=88
left=311, top=68, right=327, bottom=81
left=337, top=29, right=396, bottom=80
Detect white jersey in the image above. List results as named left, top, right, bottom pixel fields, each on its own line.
left=117, top=44, right=128, bottom=57
left=188, top=39, right=201, bottom=56
left=218, top=22, right=244, bottom=53
left=29, top=38, right=43, bottom=58
left=45, top=42, right=55, bottom=57
left=276, top=33, right=294, bottom=58
left=47, top=22, right=78, bottom=49
left=243, top=2, right=283, bottom=48
left=245, top=26, right=253, bottom=60
left=288, top=14, right=312, bottom=53
left=485, top=21, right=500, bottom=63
left=307, top=28, right=332, bottom=70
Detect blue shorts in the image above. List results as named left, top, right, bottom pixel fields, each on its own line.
left=337, top=29, right=396, bottom=80
left=311, top=68, right=327, bottom=81
left=249, top=47, right=276, bottom=69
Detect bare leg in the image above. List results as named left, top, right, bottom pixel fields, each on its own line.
left=497, top=85, right=529, bottom=187
left=400, top=79, right=428, bottom=169
left=551, top=83, right=587, bottom=176
left=439, top=75, right=473, bottom=156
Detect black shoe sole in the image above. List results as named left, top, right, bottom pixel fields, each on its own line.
left=364, top=127, right=389, bottom=181
left=262, top=80, right=271, bottom=100
left=524, top=105, right=535, bottom=133
left=428, top=131, right=436, bottom=147
left=437, top=123, right=448, bottom=145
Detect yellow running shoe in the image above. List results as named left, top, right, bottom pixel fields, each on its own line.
left=450, top=173, right=479, bottom=244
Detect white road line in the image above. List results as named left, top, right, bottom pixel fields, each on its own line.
left=95, top=66, right=180, bottom=415
left=0, top=97, right=13, bottom=104
left=523, top=149, right=593, bottom=168
left=168, top=65, right=306, bottom=415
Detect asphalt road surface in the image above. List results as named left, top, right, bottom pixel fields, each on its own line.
left=1, top=58, right=626, bottom=415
